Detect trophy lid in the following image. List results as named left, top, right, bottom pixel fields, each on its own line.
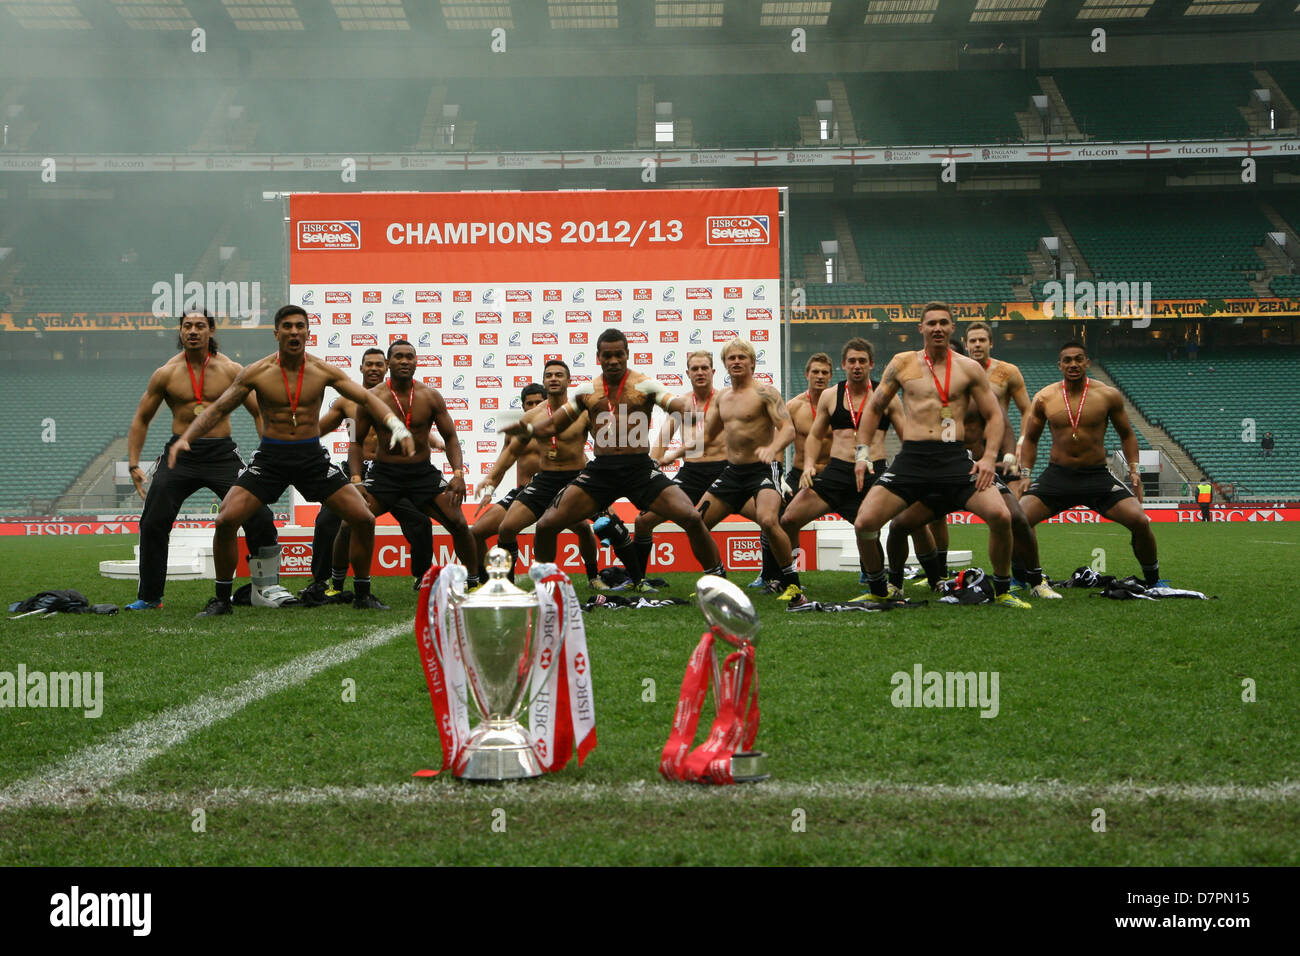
left=696, top=574, right=759, bottom=647
left=458, top=547, right=537, bottom=609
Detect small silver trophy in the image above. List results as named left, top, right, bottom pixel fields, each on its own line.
left=447, top=548, right=546, bottom=781
left=695, top=574, right=769, bottom=783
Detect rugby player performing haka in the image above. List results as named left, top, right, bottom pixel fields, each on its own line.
left=125, top=309, right=290, bottom=610
left=350, top=340, right=477, bottom=609
left=170, top=305, right=414, bottom=616
left=780, top=337, right=938, bottom=600
left=1017, top=340, right=1161, bottom=587
left=500, top=328, right=724, bottom=575
left=300, top=347, right=435, bottom=603
left=921, top=321, right=1033, bottom=578
left=747, top=351, right=833, bottom=590
left=850, top=302, right=1029, bottom=609
left=630, top=349, right=728, bottom=587
left=894, top=321, right=1060, bottom=598
left=689, top=339, right=802, bottom=604
left=471, top=367, right=607, bottom=588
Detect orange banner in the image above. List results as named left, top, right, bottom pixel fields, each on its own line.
left=289, top=188, right=781, bottom=284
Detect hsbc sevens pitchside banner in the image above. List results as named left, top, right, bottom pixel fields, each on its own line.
left=288, top=188, right=782, bottom=510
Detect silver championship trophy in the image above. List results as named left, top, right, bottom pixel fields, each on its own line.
left=696, top=575, right=769, bottom=783
left=447, top=548, right=548, bottom=781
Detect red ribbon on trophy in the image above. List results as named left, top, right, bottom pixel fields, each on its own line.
left=659, top=626, right=763, bottom=785
left=415, top=562, right=595, bottom=778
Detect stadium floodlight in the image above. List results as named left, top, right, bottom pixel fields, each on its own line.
left=221, top=0, right=305, bottom=31
left=548, top=1, right=618, bottom=29
left=1, top=0, right=92, bottom=29
left=863, top=0, right=938, bottom=25
left=1075, top=0, right=1153, bottom=19
left=110, top=0, right=198, bottom=31
left=655, top=1, right=723, bottom=28
left=331, top=0, right=409, bottom=31
left=440, top=0, right=513, bottom=29
left=1184, top=0, right=1260, bottom=14
left=759, top=1, right=831, bottom=26
left=970, top=0, right=1046, bottom=23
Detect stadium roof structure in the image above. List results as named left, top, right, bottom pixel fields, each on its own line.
left=1, top=0, right=1298, bottom=47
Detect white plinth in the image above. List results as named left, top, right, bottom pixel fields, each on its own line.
left=99, top=527, right=215, bottom=581
left=814, top=520, right=973, bottom=572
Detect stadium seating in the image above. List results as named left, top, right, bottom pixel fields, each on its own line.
left=1100, top=348, right=1298, bottom=498
left=1051, top=65, right=1255, bottom=141
left=654, top=75, right=828, bottom=148
left=12, top=203, right=214, bottom=314
left=447, top=77, right=639, bottom=151
left=1035, top=196, right=1270, bottom=301
left=0, top=358, right=285, bottom=514
left=841, top=71, right=1030, bottom=145
left=21, top=80, right=223, bottom=153
left=242, top=80, right=431, bottom=153
left=841, top=198, right=1047, bottom=304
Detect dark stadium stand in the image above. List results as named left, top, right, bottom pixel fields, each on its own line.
left=842, top=71, right=1030, bottom=145
left=12, top=204, right=213, bottom=313
left=1101, top=348, right=1297, bottom=498
left=787, top=196, right=836, bottom=273
left=447, top=77, right=638, bottom=152
left=0, top=358, right=285, bottom=513
left=243, top=80, right=431, bottom=153
left=1036, top=196, right=1270, bottom=301
left=1052, top=65, right=1255, bottom=141
left=841, top=198, right=1047, bottom=304
left=654, top=75, right=827, bottom=149
left=21, top=80, right=222, bottom=153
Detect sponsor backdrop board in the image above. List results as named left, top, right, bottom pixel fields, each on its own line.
left=288, top=189, right=782, bottom=524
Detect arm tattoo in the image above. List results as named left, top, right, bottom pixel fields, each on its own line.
left=763, top=386, right=790, bottom=421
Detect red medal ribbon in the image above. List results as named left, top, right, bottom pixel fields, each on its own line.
left=604, top=372, right=629, bottom=414
left=387, top=379, right=413, bottom=428
left=690, top=388, right=714, bottom=447
left=1061, top=378, right=1089, bottom=437
left=922, top=348, right=952, bottom=409
left=277, top=355, right=305, bottom=427
left=847, top=381, right=872, bottom=431
left=660, top=627, right=761, bottom=785
left=545, top=402, right=558, bottom=457
left=659, top=629, right=716, bottom=781
left=185, top=353, right=210, bottom=409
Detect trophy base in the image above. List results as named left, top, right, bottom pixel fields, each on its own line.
left=728, top=751, right=770, bottom=783
left=457, top=718, right=543, bottom=782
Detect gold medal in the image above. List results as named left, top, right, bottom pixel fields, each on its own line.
left=194, top=403, right=204, bottom=414
left=547, top=449, right=558, bottom=461
left=941, top=405, right=952, bottom=420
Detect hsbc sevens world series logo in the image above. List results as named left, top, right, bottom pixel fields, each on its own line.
left=297, top=221, right=361, bottom=250
left=706, top=216, right=769, bottom=246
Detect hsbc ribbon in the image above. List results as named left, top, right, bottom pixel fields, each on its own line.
left=415, top=564, right=472, bottom=775
left=417, top=562, right=595, bottom=777
left=528, top=565, right=596, bottom=772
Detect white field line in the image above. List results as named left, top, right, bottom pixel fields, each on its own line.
left=0, top=621, right=411, bottom=813
left=45, top=779, right=1300, bottom=812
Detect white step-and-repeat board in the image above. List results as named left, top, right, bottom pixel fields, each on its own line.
left=288, top=188, right=782, bottom=522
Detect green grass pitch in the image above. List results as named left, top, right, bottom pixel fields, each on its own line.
left=0, top=523, right=1297, bottom=866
